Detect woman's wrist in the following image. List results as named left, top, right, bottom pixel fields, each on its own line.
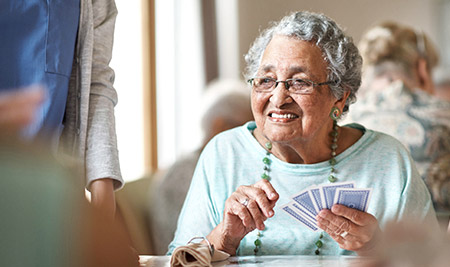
left=207, top=222, right=241, bottom=255
left=90, top=178, right=116, bottom=219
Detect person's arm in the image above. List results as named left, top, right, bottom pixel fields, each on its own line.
left=168, top=145, right=225, bottom=254
left=90, top=178, right=115, bottom=219
left=85, top=0, right=122, bottom=216
left=206, top=179, right=278, bottom=255
left=168, top=136, right=279, bottom=256
left=316, top=143, right=439, bottom=256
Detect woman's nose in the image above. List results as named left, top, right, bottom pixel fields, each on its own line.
left=269, top=82, right=293, bottom=107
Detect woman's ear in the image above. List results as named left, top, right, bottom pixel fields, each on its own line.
left=417, top=58, right=435, bottom=95
left=334, top=90, right=351, bottom=111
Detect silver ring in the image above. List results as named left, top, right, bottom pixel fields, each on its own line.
left=340, top=231, right=348, bottom=238
left=241, top=198, right=249, bottom=207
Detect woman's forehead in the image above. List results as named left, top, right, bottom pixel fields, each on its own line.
left=259, top=36, right=327, bottom=79
left=260, top=64, right=307, bottom=74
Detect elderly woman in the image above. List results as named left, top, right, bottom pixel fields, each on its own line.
left=169, top=12, right=437, bottom=256
left=346, top=22, right=450, bottom=213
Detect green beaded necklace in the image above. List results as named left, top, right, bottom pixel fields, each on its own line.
left=254, top=141, right=272, bottom=254
left=254, top=119, right=340, bottom=255
left=314, top=120, right=339, bottom=255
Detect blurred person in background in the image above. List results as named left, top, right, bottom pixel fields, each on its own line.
left=149, top=79, right=253, bottom=254
left=346, top=22, right=450, bottom=217
left=0, top=0, right=122, bottom=218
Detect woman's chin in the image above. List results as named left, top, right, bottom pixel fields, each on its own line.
left=264, top=131, right=300, bottom=144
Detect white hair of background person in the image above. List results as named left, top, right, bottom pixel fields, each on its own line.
left=357, top=22, right=439, bottom=96
left=200, top=79, right=252, bottom=142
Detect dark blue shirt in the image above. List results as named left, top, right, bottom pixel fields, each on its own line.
left=0, top=0, right=80, bottom=147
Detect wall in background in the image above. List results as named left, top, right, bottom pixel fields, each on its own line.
left=236, top=0, right=440, bottom=75
left=111, top=0, right=145, bottom=182
left=155, top=0, right=205, bottom=169
left=112, top=0, right=448, bottom=182
left=437, top=0, right=450, bottom=68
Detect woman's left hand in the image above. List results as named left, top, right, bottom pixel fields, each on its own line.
left=316, top=204, right=381, bottom=256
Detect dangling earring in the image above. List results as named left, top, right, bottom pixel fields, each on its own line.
left=329, top=107, right=341, bottom=121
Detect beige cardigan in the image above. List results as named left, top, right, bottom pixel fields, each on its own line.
left=60, top=0, right=123, bottom=190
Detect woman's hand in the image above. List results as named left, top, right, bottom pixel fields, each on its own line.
left=207, top=179, right=279, bottom=255
left=316, top=204, right=381, bottom=256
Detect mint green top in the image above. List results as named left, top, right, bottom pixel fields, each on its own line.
left=168, top=122, right=438, bottom=255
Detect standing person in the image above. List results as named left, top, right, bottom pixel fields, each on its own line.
left=0, top=0, right=122, bottom=217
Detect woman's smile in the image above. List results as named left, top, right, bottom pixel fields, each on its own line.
left=268, top=111, right=300, bottom=123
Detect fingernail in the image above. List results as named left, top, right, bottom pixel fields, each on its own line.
left=270, top=193, right=277, bottom=199
left=331, top=205, right=339, bottom=213
left=268, top=210, right=274, bottom=217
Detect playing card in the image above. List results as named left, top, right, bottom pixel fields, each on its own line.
left=291, top=188, right=319, bottom=217
left=319, top=182, right=355, bottom=209
left=289, top=202, right=317, bottom=224
left=333, top=188, right=372, bottom=212
left=280, top=181, right=372, bottom=233
left=307, top=186, right=323, bottom=213
left=281, top=203, right=319, bottom=232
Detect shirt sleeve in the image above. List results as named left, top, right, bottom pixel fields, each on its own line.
left=396, top=157, right=439, bottom=228
left=167, top=142, right=222, bottom=255
left=85, top=0, right=123, bottom=190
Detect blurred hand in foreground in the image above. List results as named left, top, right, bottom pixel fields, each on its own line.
left=363, top=220, right=450, bottom=267
left=0, top=85, right=44, bottom=135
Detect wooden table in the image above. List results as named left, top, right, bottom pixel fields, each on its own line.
left=139, top=255, right=373, bottom=267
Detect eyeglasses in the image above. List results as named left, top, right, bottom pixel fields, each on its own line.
left=247, top=77, right=337, bottom=94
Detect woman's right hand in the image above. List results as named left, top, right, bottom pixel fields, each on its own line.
left=207, top=179, right=279, bottom=255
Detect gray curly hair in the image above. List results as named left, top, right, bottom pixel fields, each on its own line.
left=244, top=11, right=362, bottom=113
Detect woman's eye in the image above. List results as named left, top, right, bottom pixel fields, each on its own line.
left=262, top=78, right=273, bottom=84
left=292, top=79, right=309, bottom=87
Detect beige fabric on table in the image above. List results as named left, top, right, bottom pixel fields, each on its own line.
left=170, top=243, right=229, bottom=267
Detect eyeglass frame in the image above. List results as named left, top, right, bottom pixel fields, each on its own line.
left=247, top=77, right=337, bottom=94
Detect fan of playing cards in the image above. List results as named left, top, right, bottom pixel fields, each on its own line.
left=281, top=182, right=372, bottom=232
